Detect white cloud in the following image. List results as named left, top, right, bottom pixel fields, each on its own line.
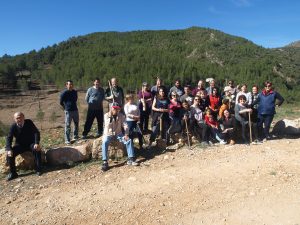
left=208, top=6, right=228, bottom=15
left=230, top=0, right=251, bottom=7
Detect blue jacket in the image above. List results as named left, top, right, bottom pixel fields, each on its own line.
left=60, top=89, right=78, bottom=111
left=257, top=90, right=284, bottom=115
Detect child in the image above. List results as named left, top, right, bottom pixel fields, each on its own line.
left=124, top=94, right=143, bottom=150
left=204, top=109, right=226, bottom=145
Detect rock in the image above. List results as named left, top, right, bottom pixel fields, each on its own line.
left=92, top=137, right=102, bottom=159
left=272, top=118, right=300, bottom=135
left=46, top=143, right=92, bottom=166
left=91, top=136, right=127, bottom=160
left=0, top=151, right=46, bottom=173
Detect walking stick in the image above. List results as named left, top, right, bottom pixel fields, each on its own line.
left=184, top=118, right=191, bottom=150
left=142, top=87, right=146, bottom=111
left=108, top=80, right=115, bottom=103
left=160, top=116, right=163, bottom=139
left=248, top=111, right=253, bottom=143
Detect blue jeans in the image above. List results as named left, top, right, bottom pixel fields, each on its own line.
left=102, top=134, right=135, bottom=161
left=65, top=110, right=79, bottom=142
left=257, top=114, right=274, bottom=139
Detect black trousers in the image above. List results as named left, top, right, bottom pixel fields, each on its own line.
left=7, top=144, right=42, bottom=173
left=82, top=108, right=104, bottom=136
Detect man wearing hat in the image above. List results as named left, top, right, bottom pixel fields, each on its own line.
left=101, top=102, right=139, bottom=171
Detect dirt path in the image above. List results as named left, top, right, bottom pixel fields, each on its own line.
left=1, top=138, right=300, bottom=225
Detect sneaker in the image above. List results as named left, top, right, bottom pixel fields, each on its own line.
left=127, top=158, right=139, bottom=166
left=208, top=141, right=213, bottom=146
left=73, top=136, right=79, bottom=140
left=65, top=141, right=71, bottom=145
left=7, top=172, right=18, bottom=181
left=101, top=161, right=109, bottom=172
left=219, top=140, right=227, bottom=145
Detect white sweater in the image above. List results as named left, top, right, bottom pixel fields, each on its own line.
left=124, top=103, right=140, bottom=121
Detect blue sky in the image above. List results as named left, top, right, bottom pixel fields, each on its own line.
left=1, top=0, right=299, bottom=56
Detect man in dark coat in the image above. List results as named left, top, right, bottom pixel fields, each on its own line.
left=6, top=112, right=42, bottom=181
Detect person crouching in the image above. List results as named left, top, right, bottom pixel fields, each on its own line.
left=101, top=102, right=139, bottom=171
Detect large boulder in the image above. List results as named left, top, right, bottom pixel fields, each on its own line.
left=92, top=136, right=127, bottom=160
left=0, top=149, right=46, bottom=173
left=272, top=118, right=300, bottom=135
left=46, top=143, right=92, bottom=166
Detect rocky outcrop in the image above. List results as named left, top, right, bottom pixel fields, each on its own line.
left=46, top=143, right=92, bottom=166
left=272, top=118, right=300, bottom=135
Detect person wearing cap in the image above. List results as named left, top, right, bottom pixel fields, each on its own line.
left=137, top=82, right=152, bottom=132
left=101, top=102, right=138, bottom=171
left=222, top=86, right=235, bottom=113
left=6, top=112, right=42, bottom=181
left=256, top=81, right=284, bottom=141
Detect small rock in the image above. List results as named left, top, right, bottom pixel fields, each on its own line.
left=163, top=155, right=169, bottom=160
left=5, top=200, right=11, bottom=204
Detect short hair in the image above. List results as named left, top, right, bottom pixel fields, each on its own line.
left=238, top=94, right=247, bottom=102
left=66, top=80, right=73, bottom=84
left=94, top=78, right=100, bottom=82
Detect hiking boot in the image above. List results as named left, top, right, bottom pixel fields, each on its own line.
left=7, top=172, right=18, bottom=181
left=127, top=158, right=139, bottom=166
left=101, top=161, right=109, bottom=172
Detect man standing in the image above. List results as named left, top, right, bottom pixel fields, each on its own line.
left=60, top=80, right=79, bottom=144
left=82, top=78, right=105, bottom=139
left=105, top=77, right=124, bottom=109
left=6, top=112, right=42, bottom=181
left=168, top=79, right=184, bottom=98
left=101, top=102, right=139, bottom=171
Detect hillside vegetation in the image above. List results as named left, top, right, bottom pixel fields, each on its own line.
left=0, top=27, right=300, bottom=102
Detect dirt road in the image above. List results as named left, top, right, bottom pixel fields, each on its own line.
left=1, top=138, right=300, bottom=225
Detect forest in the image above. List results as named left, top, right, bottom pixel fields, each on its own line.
left=0, top=27, right=299, bottom=103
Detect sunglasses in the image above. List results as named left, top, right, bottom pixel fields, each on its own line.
left=194, top=98, right=200, bottom=101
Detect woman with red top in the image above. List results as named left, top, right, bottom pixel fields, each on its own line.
left=138, top=82, right=152, bottom=132
left=209, top=87, right=221, bottom=119
left=166, top=92, right=182, bottom=144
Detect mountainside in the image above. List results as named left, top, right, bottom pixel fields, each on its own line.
left=286, top=40, right=300, bottom=48
left=0, top=27, right=299, bottom=102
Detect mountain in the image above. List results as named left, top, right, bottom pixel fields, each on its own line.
left=0, top=27, right=299, bottom=103
left=286, top=41, right=300, bottom=48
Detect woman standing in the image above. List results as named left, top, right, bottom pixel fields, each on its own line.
left=148, top=87, right=170, bottom=147
left=167, top=91, right=182, bottom=144
left=257, top=81, right=284, bottom=141
left=137, top=82, right=152, bottom=132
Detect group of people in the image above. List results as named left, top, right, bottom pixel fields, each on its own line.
left=5, top=77, right=284, bottom=180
